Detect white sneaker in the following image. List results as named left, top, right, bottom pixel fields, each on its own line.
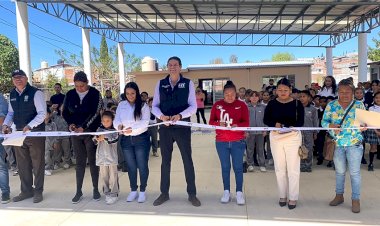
left=236, top=192, right=245, bottom=205
left=53, top=163, right=60, bottom=170
left=267, top=159, right=274, bottom=166
left=220, top=190, right=231, bottom=203
left=137, top=192, right=146, bottom=203
left=63, top=163, right=70, bottom=169
left=126, top=191, right=138, bottom=202
left=105, top=195, right=110, bottom=203
left=260, top=166, right=267, bottom=172
left=45, top=169, right=52, bottom=176
left=106, top=196, right=118, bottom=205
left=247, top=165, right=254, bottom=172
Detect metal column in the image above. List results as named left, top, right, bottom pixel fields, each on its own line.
left=358, top=33, right=368, bottom=82
left=15, top=1, right=32, bottom=83
left=118, top=43, right=125, bottom=95
left=326, top=47, right=333, bottom=77
left=82, top=28, right=92, bottom=85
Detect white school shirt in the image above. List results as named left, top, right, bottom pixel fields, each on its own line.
left=317, top=87, right=336, bottom=97
left=369, top=104, right=380, bottom=113
left=114, top=101, right=150, bottom=136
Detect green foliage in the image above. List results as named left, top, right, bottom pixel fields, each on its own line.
left=43, top=73, right=71, bottom=96
left=369, top=32, right=380, bottom=61
left=271, top=52, right=295, bottom=61
left=0, top=35, right=19, bottom=93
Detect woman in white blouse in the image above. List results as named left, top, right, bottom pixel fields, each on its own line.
left=318, top=76, right=337, bottom=97
left=114, top=82, right=150, bottom=203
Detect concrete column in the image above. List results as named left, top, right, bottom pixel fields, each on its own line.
left=82, top=28, right=92, bottom=85
left=118, top=43, right=126, bottom=95
left=15, top=2, right=32, bottom=83
left=358, top=32, right=368, bottom=82
left=326, top=47, right=333, bottom=76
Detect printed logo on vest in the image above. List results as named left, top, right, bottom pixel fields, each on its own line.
left=162, top=85, right=170, bottom=89
left=10, top=98, right=16, bottom=102
left=24, top=95, right=29, bottom=102
left=178, top=83, right=185, bottom=88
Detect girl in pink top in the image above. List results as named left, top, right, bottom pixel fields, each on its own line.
left=195, top=87, right=207, bottom=124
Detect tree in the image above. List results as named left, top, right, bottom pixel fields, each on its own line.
left=210, top=58, right=224, bottom=64
left=229, top=54, right=238, bottom=63
left=271, top=52, right=295, bottom=61
left=369, top=32, right=380, bottom=61
left=0, top=35, right=19, bottom=93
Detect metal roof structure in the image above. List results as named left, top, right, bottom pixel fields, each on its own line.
left=187, top=61, right=313, bottom=70
left=19, top=0, right=380, bottom=47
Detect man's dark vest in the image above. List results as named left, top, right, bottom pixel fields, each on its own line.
left=159, top=74, right=190, bottom=121
left=10, top=83, right=44, bottom=131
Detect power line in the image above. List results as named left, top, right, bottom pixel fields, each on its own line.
left=0, top=16, right=81, bottom=66
left=0, top=4, right=82, bottom=49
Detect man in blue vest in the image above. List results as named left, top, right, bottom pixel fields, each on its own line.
left=152, top=56, right=200, bottom=207
left=2, top=69, right=46, bottom=203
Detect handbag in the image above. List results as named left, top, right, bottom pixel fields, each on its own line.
left=294, top=100, right=309, bottom=159
left=323, top=101, right=355, bottom=161
left=298, top=136, right=309, bottom=160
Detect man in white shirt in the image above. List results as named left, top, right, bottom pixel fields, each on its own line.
left=2, top=69, right=46, bottom=203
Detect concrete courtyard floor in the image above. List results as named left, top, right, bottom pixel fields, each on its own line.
left=1, top=130, right=380, bottom=225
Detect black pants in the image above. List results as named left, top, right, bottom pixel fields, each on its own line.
left=14, top=137, right=45, bottom=194
left=71, top=135, right=99, bottom=193
left=315, top=130, right=326, bottom=161
left=196, top=108, right=207, bottom=124
left=148, top=126, right=159, bottom=153
left=159, top=126, right=196, bottom=195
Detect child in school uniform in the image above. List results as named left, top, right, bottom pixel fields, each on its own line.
left=315, top=96, right=327, bottom=165
left=44, top=107, right=59, bottom=176
left=299, top=90, right=319, bottom=172
left=366, top=91, right=380, bottom=171
left=354, top=87, right=368, bottom=165
left=93, top=111, right=119, bottom=204
left=246, top=90, right=267, bottom=172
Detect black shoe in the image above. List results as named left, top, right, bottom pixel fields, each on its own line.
left=361, top=158, right=367, bottom=164
left=33, top=193, right=43, bottom=203
left=188, top=195, right=201, bottom=207
left=300, top=168, right=306, bottom=172
left=13, top=192, right=33, bottom=202
left=288, top=202, right=297, bottom=210
left=153, top=193, right=169, bottom=206
left=1, top=193, right=10, bottom=204
left=93, top=189, right=101, bottom=201
left=279, top=201, right=287, bottom=207
left=327, top=161, right=333, bottom=168
left=306, top=168, right=312, bottom=173
left=317, top=159, right=323, bottom=165
left=368, top=164, right=374, bottom=171
left=72, top=192, right=83, bottom=204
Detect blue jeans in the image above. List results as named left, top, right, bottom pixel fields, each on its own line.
left=120, top=132, right=150, bottom=192
left=215, top=140, right=245, bottom=192
left=334, top=145, right=362, bottom=200
left=0, top=139, right=10, bottom=196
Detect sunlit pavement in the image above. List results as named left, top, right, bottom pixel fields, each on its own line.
left=1, top=112, right=380, bottom=226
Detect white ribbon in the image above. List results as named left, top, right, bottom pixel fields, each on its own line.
left=1, top=120, right=377, bottom=139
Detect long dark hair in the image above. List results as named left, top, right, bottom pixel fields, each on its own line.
left=124, top=82, right=143, bottom=120
left=322, top=75, right=337, bottom=95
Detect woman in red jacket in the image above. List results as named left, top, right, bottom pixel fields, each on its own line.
left=209, top=81, right=249, bottom=205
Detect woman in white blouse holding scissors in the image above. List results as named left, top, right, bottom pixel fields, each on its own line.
left=114, top=82, right=150, bottom=203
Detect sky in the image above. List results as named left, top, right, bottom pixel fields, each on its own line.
left=1, top=1, right=380, bottom=71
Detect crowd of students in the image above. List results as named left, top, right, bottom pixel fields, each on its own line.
left=0, top=57, right=379, bottom=215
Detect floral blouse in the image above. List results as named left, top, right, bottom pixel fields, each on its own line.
left=321, top=99, right=365, bottom=147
